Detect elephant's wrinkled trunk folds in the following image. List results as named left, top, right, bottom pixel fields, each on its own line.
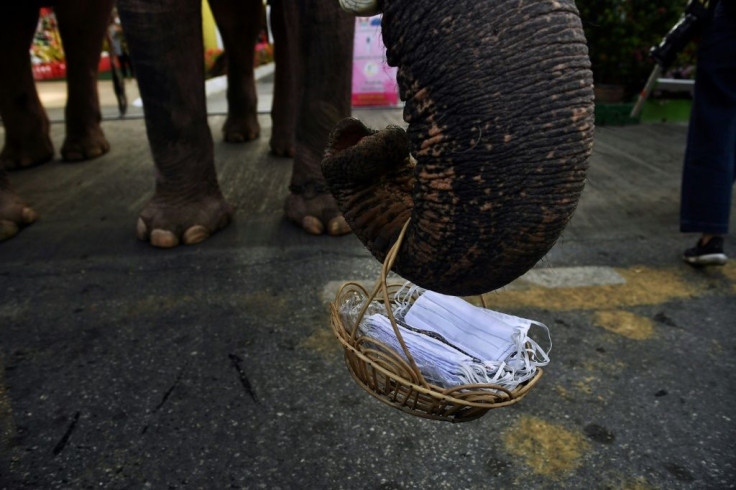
left=323, top=0, right=594, bottom=296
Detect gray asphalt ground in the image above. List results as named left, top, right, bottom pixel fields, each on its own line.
left=1, top=71, right=735, bottom=489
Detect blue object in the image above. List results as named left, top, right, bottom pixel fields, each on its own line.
left=680, top=1, right=736, bottom=235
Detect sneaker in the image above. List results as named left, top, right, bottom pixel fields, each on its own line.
left=683, top=236, right=728, bottom=266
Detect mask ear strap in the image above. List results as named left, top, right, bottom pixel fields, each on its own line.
left=526, top=321, right=552, bottom=365
left=393, top=281, right=424, bottom=319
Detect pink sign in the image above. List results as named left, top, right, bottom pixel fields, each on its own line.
left=352, top=16, right=399, bottom=107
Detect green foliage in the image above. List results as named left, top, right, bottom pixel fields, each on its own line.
left=576, top=0, right=696, bottom=99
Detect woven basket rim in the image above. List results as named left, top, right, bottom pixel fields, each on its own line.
left=330, top=302, right=543, bottom=410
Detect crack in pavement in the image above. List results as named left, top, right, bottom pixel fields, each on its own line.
left=141, top=367, right=186, bottom=435
left=228, top=354, right=258, bottom=404
left=52, top=411, right=80, bottom=456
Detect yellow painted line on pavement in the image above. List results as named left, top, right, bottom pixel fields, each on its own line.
left=592, top=310, right=655, bottom=340
left=326, top=263, right=735, bottom=314
left=502, top=415, right=589, bottom=476
left=722, top=262, right=736, bottom=294
left=482, top=264, right=734, bottom=311
left=723, top=261, right=736, bottom=278
left=323, top=263, right=734, bottom=345
left=299, top=328, right=341, bottom=360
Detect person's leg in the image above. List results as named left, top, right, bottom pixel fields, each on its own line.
left=118, top=0, right=233, bottom=247
left=119, top=51, right=129, bottom=78
left=680, top=1, right=736, bottom=264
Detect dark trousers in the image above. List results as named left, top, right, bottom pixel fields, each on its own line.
left=680, top=1, right=736, bottom=235
left=118, top=52, right=134, bottom=78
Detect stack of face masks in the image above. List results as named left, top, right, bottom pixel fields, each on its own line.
left=340, top=284, right=550, bottom=391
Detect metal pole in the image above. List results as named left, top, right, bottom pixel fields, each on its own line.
left=630, top=64, right=662, bottom=119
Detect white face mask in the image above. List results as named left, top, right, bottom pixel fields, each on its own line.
left=404, top=290, right=532, bottom=362
left=344, top=284, right=551, bottom=390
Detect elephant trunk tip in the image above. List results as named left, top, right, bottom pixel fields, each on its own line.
left=324, top=117, right=375, bottom=159
left=322, top=117, right=411, bottom=187
left=322, top=117, right=415, bottom=270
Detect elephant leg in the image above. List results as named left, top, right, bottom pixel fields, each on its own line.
left=53, top=0, right=113, bottom=162
left=0, top=6, right=54, bottom=170
left=0, top=169, right=38, bottom=242
left=284, top=0, right=353, bottom=236
left=268, top=0, right=300, bottom=157
left=208, top=0, right=262, bottom=143
left=118, top=0, right=232, bottom=247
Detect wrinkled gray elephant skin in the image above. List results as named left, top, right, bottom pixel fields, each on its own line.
left=114, top=0, right=354, bottom=246
left=323, top=0, right=594, bottom=296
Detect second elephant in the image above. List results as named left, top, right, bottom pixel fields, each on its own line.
left=115, top=0, right=355, bottom=247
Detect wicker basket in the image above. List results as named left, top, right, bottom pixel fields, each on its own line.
left=329, top=221, right=543, bottom=423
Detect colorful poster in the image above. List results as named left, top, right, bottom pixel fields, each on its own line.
left=351, top=15, right=399, bottom=107
left=30, top=8, right=114, bottom=81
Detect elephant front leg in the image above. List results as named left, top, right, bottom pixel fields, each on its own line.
left=119, top=0, right=233, bottom=247
left=285, top=0, right=354, bottom=236
left=0, top=6, right=54, bottom=170
left=0, top=170, right=38, bottom=242
left=54, top=0, right=113, bottom=162
left=134, top=181, right=233, bottom=248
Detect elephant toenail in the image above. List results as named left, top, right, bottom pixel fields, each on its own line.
left=328, top=216, right=350, bottom=236
left=150, top=229, right=179, bottom=248
left=182, top=225, right=210, bottom=245
left=136, top=218, right=149, bottom=241
left=302, top=216, right=324, bottom=235
left=0, top=220, right=20, bottom=241
left=21, top=207, right=38, bottom=224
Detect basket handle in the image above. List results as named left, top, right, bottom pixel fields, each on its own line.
left=375, top=219, right=433, bottom=388
left=347, top=219, right=413, bottom=345
left=352, top=219, right=489, bottom=390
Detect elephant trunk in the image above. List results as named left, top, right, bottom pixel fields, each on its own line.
left=323, top=0, right=594, bottom=296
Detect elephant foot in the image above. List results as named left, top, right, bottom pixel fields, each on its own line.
left=269, top=133, right=295, bottom=158
left=135, top=191, right=233, bottom=248
left=0, top=136, right=54, bottom=170
left=0, top=186, right=38, bottom=242
left=61, top=131, right=111, bottom=162
left=222, top=115, right=260, bottom=143
left=285, top=181, right=350, bottom=236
